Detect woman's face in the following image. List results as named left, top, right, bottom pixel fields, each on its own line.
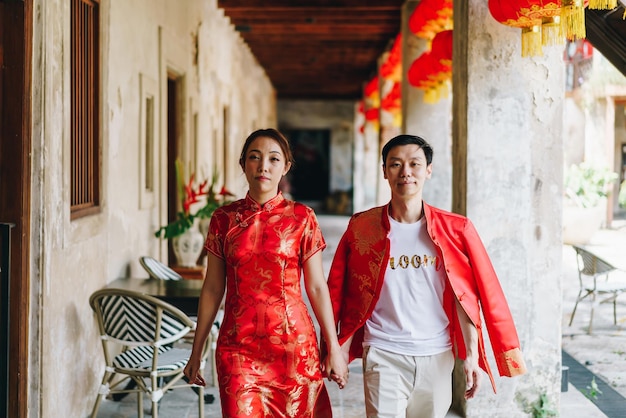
left=242, top=136, right=291, bottom=202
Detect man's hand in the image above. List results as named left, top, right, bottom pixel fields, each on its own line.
left=463, top=354, right=480, bottom=399
left=324, top=346, right=349, bottom=389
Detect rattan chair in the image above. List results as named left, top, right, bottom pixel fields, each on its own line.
left=89, top=288, right=208, bottom=418
left=138, top=255, right=222, bottom=389
left=139, top=256, right=183, bottom=280
left=569, top=245, right=626, bottom=333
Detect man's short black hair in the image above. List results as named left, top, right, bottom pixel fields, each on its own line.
left=382, top=134, right=433, bottom=166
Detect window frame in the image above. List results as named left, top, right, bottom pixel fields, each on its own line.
left=70, top=0, right=101, bottom=219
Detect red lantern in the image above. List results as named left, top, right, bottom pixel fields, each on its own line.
left=519, top=1, right=589, bottom=42
left=380, top=34, right=402, bottom=81
left=364, top=77, right=378, bottom=98
left=407, top=43, right=452, bottom=104
left=381, top=82, right=401, bottom=113
left=518, top=1, right=563, bottom=46
left=430, top=29, right=453, bottom=66
left=364, top=107, right=379, bottom=120
left=364, top=107, right=380, bottom=129
left=363, top=76, right=380, bottom=109
left=409, top=0, right=453, bottom=39
left=490, top=0, right=589, bottom=52
left=380, top=82, right=402, bottom=127
left=488, top=0, right=544, bottom=56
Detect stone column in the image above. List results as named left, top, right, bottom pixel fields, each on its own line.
left=362, top=118, right=383, bottom=209
left=454, top=1, right=564, bottom=416
left=401, top=1, right=453, bottom=211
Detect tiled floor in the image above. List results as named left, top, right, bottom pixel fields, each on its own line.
left=93, top=356, right=366, bottom=418
left=92, top=215, right=626, bottom=418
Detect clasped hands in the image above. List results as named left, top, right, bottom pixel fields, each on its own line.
left=322, top=346, right=350, bottom=389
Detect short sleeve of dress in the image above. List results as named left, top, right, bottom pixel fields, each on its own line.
left=204, top=210, right=225, bottom=260
left=300, top=208, right=326, bottom=262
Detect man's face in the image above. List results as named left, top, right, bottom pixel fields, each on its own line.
left=383, top=144, right=432, bottom=198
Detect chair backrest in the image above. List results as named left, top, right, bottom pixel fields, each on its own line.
left=89, top=288, right=193, bottom=346
left=572, top=245, right=616, bottom=277
left=139, top=256, right=183, bottom=281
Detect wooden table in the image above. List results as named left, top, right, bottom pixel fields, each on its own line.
left=170, top=264, right=206, bottom=280
left=107, top=277, right=203, bottom=316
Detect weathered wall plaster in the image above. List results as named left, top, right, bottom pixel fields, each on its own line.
left=30, top=0, right=274, bottom=416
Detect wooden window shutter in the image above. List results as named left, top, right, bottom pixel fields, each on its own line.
left=70, top=0, right=100, bottom=219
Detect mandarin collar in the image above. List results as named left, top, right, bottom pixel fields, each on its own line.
left=244, top=191, right=285, bottom=212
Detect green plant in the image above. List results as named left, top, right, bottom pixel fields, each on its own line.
left=583, top=376, right=603, bottom=401
left=564, top=162, right=618, bottom=208
left=531, top=393, right=557, bottom=418
left=195, top=169, right=235, bottom=221
left=154, top=164, right=235, bottom=239
left=155, top=160, right=208, bottom=239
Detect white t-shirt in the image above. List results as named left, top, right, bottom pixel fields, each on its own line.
left=363, top=215, right=451, bottom=356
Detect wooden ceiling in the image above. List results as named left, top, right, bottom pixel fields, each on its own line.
left=218, top=0, right=405, bottom=100
left=218, top=1, right=626, bottom=100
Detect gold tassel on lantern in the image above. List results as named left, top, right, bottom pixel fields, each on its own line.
left=438, top=80, right=451, bottom=100
left=521, top=25, right=543, bottom=57
left=561, top=0, right=586, bottom=40
left=588, top=0, right=617, bottom=9
left=542, top=16, right=563, bottom=46
left=424, top=88, right=439, bottom=104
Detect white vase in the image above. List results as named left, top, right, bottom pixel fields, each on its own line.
left=172, top=220, right=205, bottom=267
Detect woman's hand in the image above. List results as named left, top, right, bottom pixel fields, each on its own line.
left=323, top=344, right=349, bottom=389
left=184, top=354, right=206, bottom=387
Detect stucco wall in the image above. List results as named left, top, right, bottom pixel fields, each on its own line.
left=30, top=0, right=274, bottom=416
left=462, top=1, right=564, bottom=416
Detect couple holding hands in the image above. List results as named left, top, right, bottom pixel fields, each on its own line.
left=183, top=129, right=526, bottom=418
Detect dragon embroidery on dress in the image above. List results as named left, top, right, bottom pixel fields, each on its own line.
left=235, top=212, right=249, bottom=228
left=357, top=273, right=373, bottom=292
left=286, top=386, right=304, bottom=417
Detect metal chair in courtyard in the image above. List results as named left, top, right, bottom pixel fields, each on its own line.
left=569, top=245, right=626, bottom=333
left=89, top=288, right=208, bottom=418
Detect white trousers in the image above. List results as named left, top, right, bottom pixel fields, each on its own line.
left=363, top=346, right=454, bottom=418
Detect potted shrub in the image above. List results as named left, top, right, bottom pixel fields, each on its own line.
left=154, top=161, right=208, bottom=267
left=154, top=162, right=235, bottom=267
left=154, top=160, right=207, bottom=239
left=563, top=162, right=618, bottom=245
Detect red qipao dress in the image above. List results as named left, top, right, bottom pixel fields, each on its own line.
left=205, top=192, right=330, bottom=417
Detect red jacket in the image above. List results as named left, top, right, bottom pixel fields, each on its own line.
left=326, top=202, right=526, bottom=392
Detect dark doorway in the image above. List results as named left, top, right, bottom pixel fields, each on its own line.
left=167, top=76, right=180, bottom=265
left=283, top=129, right=330, bottom=207
left=0, top=1, right=32, bottom=417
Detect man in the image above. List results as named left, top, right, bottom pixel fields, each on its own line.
left=325, top=134, right=526, bottom=418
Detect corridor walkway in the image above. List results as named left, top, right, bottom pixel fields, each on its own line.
left=93, top=215, right=626, bottom=417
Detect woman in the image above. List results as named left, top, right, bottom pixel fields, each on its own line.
left=184, top=128, right=347, bottom=417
